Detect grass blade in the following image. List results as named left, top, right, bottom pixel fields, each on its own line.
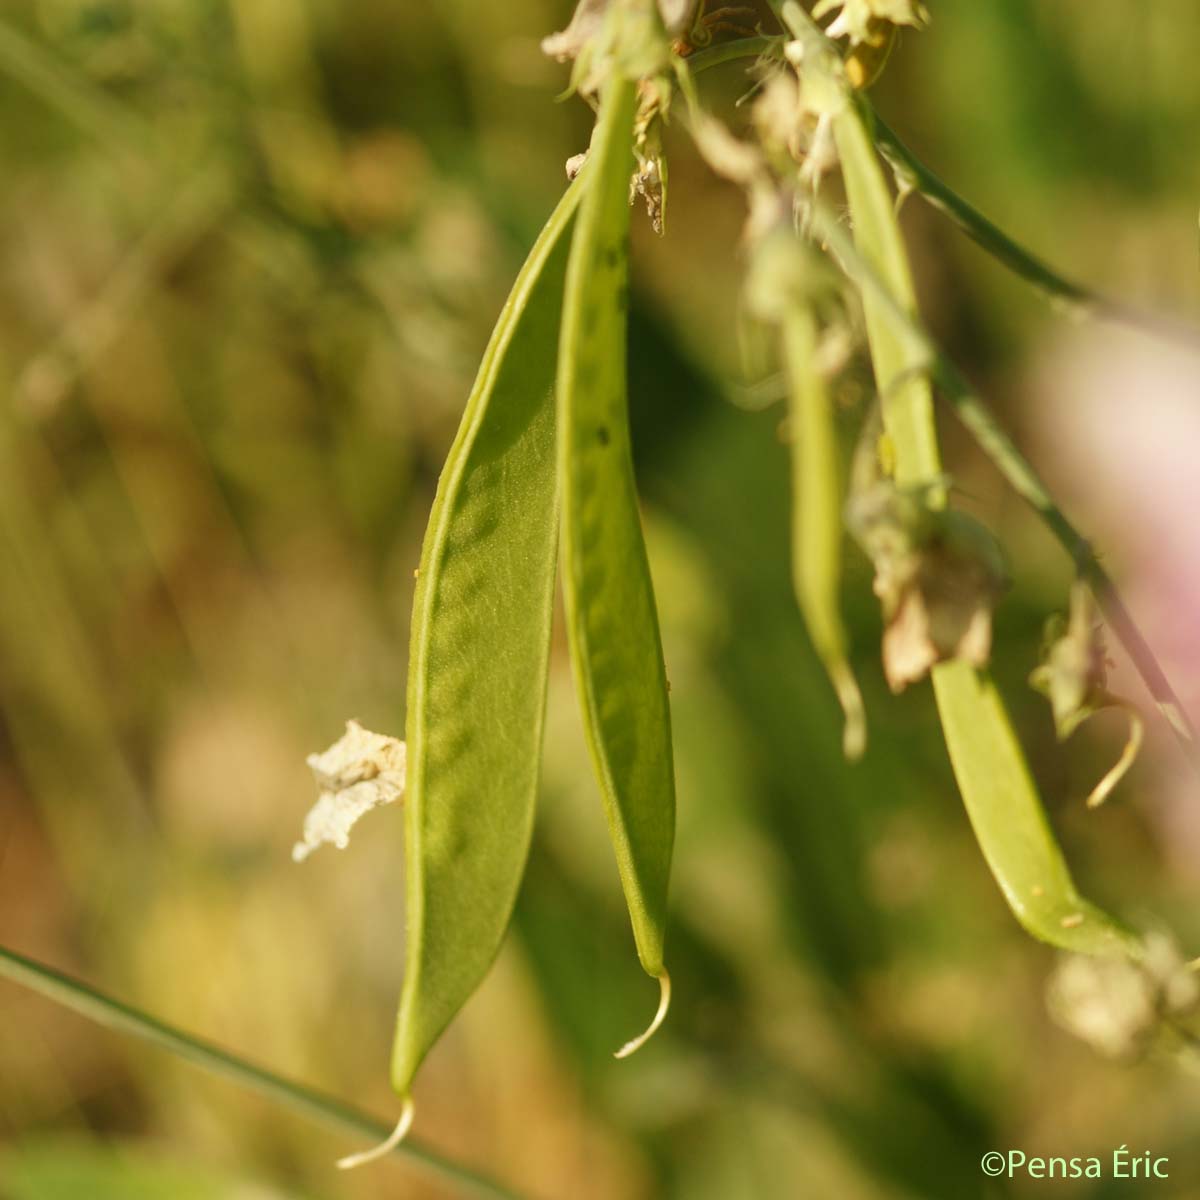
left=0, top=945, right=523, bottom=1200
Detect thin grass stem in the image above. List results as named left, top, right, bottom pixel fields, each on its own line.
left=868, top=109, right=1200, bottom=348
left=0, top=945, right=524, bottom=1200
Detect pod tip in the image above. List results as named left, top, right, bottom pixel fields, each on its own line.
left=614, top=969, right=671, bottom=1059
left=833, top=663, right=867, bottom=762
left=336, top=1096, right=415, bottom=1170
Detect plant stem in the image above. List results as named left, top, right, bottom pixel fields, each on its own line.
left=868, top=110, right=1200, bottom=347
left=931, top=359, right=1199, bottom=749
left=0, top=945, right=524, bottom=1200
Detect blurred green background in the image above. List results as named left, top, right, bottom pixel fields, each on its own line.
left=2, top=1, right=1199, bottom=1197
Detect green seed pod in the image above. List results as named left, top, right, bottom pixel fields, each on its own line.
left=782, top=305, right=866, bottom=759
left=819, top=38, right=1137, bottom=960
left=388, top=177, right=584, bottom=1111
left=935, top=660, right=1137, bottom=955
left=557, top=71, right=676, bottom=1051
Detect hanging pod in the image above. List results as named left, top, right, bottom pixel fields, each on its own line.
left=557, top=70, right=676, bottom=1052
left=781, top=304, right=866, bottom=760
left=744, top=229, right=865, bottom=760
left=933, top=661, right=1136, bottom=955
left=381, top=176, right=584, bottom=1142
left=805, top=4, right=1138, bottom=960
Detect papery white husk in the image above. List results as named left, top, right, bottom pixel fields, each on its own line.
left=293, top=720, right=406, bottom=862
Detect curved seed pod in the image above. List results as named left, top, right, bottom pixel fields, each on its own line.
left=390, top=177, right=584, bottom=1102
left=557, top=71, right=676, bottom=1034
left=782, top=305, right=865, bottom=760
left=934, top=662, right=1136, bottom=955
left=819, top=43, right=1138, bottom=958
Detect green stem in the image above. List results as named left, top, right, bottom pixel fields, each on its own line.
left=932, top=359, right=1200, bottom=749
left=0, top=945, right=523, bottom=1200
left=869, top=110, right=1200, bottom=347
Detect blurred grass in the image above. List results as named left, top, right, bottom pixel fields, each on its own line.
left=1, top=2, right=1199, bottom=1197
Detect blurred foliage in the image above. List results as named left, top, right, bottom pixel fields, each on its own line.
left=0, top=1139, right=303, bottom=1200
left=1, top=1, right=1198, bottom=1197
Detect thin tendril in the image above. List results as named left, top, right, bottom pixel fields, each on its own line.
left=615, top=970, right=672, bottom=1058
left=337, top=1097, right=416, bottom=1171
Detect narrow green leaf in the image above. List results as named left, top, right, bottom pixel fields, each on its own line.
left=391, top=178, right=583, bottom=1097
left=782, top=305, right=865, bottom=760
left=0, top=945, right=522, bottom=1199
left=869, top=108, right=1200, bottom=347
left=557, top=74, right=676, bottom=990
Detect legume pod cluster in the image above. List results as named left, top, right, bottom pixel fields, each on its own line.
left=384, top=46, right=677, bottom=1141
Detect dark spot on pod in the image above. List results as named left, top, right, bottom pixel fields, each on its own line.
left=597, top=425, right=611, bottom=446
left=604, top=245, right=621, bottom=269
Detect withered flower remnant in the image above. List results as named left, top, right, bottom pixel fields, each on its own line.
left=848, top=482, right=1008, bottom=692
